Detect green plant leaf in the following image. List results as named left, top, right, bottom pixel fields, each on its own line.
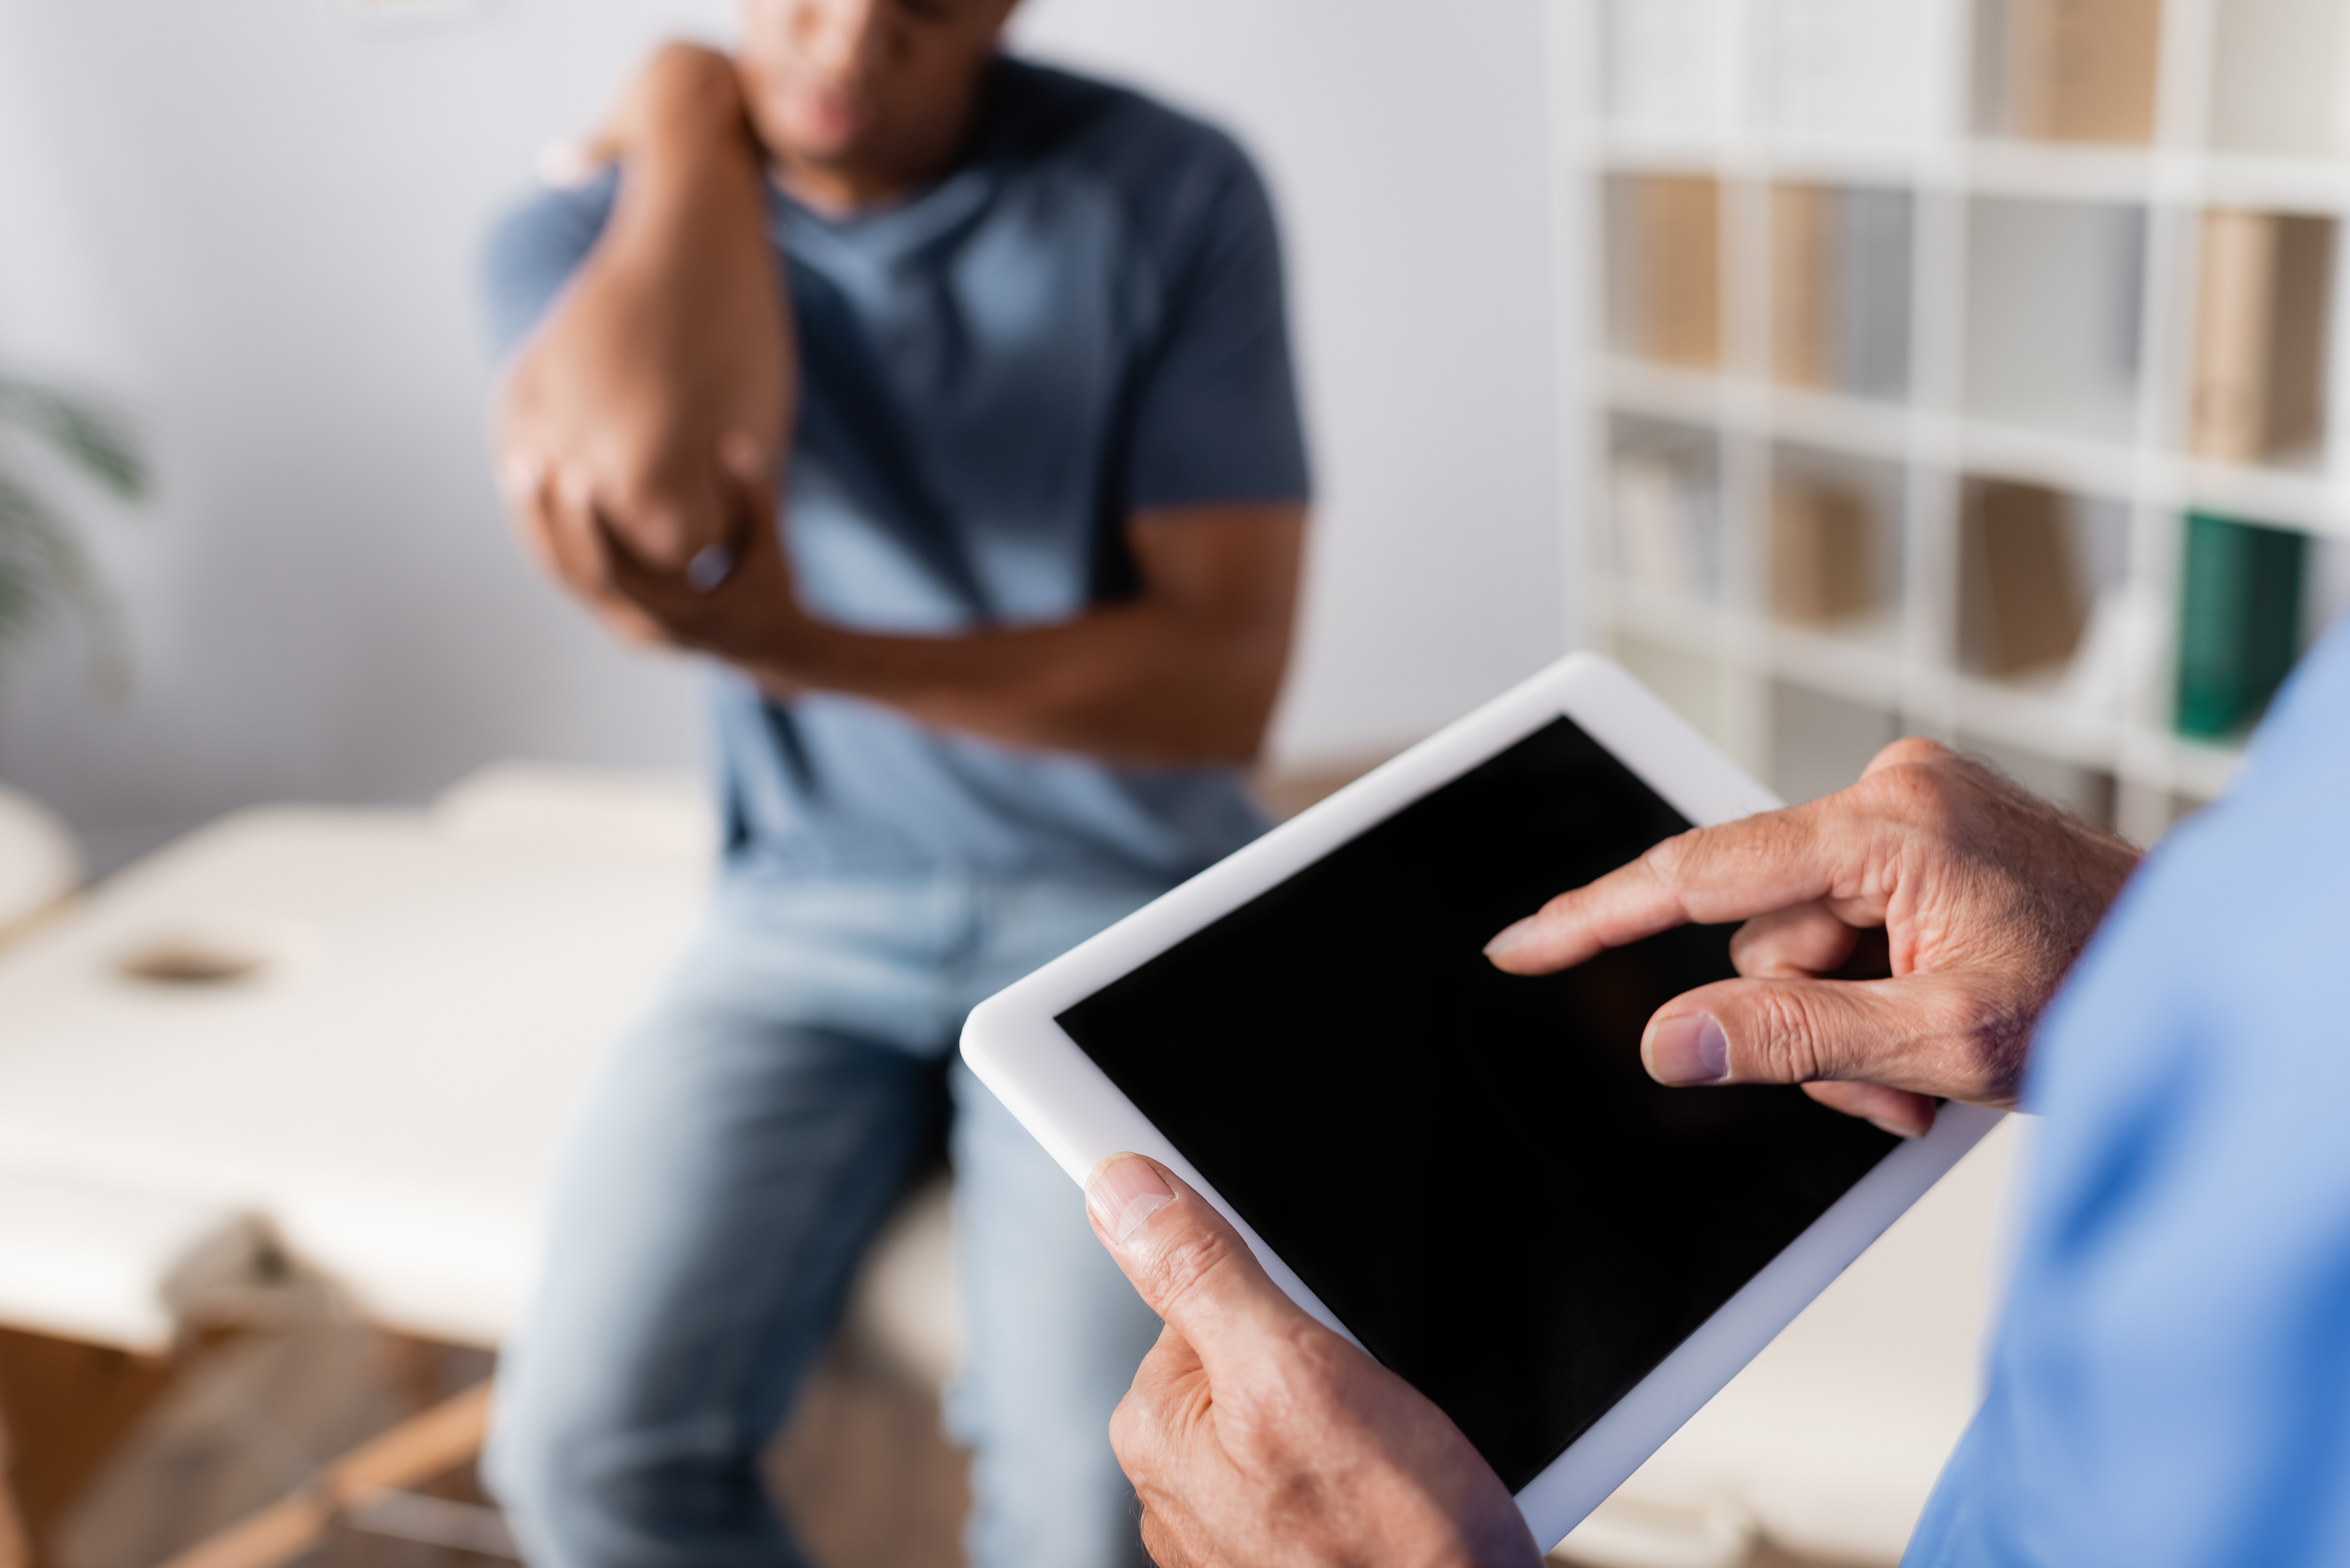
left=0, top=376, right=149, bottom=501
left=0, top=466, right=131, bottom=695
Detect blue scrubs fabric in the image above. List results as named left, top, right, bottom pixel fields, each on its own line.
left=484, top=57, right=1310, bottom=886
left=1906, top=617, right=2350, bottom=1568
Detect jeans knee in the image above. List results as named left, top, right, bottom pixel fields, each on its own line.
left=485, top=1374, right=786, bottom=1568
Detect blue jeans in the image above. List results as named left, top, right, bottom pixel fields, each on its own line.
left=485, top=871, right=1166, bottom=1568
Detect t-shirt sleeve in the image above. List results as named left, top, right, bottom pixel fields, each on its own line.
left=478, top=170, right=621, bottom=361
left=1122, top=139, right=1312, bottom=512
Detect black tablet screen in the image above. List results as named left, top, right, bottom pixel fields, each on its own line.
left=1056, top=716, right=1898, bottom=1490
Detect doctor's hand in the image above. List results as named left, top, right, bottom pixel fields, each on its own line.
left=1486, top=738, right=2141, bottom=1138
left=1085, top=1153, right=1541, bottom=1568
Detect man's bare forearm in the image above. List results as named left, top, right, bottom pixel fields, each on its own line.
left=497, top=45, right=791, bottom=570
left=779, top=599, right=1289, bottom=765
left=742, top=507, right=1306, bottom=766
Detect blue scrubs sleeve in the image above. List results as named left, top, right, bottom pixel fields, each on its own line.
left=1905, top=616, right=2350, bottom=1568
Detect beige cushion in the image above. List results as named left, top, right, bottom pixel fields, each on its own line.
left=0, top=782, right=81, bottom=940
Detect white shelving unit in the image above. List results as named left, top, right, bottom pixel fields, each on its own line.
left=1552, top=0, right=2350, bottom=843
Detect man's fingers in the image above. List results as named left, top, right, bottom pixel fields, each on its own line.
left=542, top=470, right=614, bottom=590
left=1137, top=1503, right=1200, bottom=1568
left=544, top=471, right=667, bottom=645
left=1085, top=1155, right=1306, bottom=1374
left=1803, top=1079, right=1939, bottom=1139
left=1640, top=971, right=2005, bottom=1109
left=1108, top=1325, right=1205, bottom=1487
left=684, top=432, right=780, bottom=593
left=1729, top=901, right=1861, bottom=978
left=1484, top=801, right=1890, bottom=977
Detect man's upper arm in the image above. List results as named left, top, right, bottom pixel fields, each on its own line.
left=479, top=171, right=621, bottom=360
left=1122, top=133, right=1312, bottom=516
left=1126, top=502, right=1305, bottom=629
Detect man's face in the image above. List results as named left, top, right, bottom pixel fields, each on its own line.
left=738, top=0, right=1017, bottom=178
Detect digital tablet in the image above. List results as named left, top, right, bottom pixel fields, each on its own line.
left=960, top=652, right=1999, bottom=1551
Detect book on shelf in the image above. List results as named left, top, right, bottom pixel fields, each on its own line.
left=1611, top=443, right=1721, bottom=599
left=1960, top=480, right=2089, bottom=676
left=1976, top=0, right=2161, bottom=145
left=2189, top=209, right=2335, bottom=465
left=1770, top=476, right=1880, bottom=625
left=2176, top=513, right=2307, bottom=738
left=1772, top=185, right=1838, bottom=389
left=1609, top=173, right=1722, bottom=370
left=1770, top=184, right=1913, bottom=399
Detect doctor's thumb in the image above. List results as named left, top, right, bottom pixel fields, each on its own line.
left=1085, top=1153, right=1301, bottom=1356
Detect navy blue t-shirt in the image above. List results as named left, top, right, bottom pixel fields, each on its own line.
left=485, top=58, right=1311, bottom=884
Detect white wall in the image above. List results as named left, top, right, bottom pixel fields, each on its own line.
left=0, top=0, right=1571, bottom=870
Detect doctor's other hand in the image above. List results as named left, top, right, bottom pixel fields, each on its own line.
left=1486, top=738, right=2141, bottom=1139
left=1085, top=1153, right=1541, bottom=1568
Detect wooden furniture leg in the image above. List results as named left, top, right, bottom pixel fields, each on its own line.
left=156, top=1379, right=493, bottom=1568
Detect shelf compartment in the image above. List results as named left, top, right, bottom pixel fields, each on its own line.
left=1607, top=415, right=1726, bottom=601
left=2209, top=0, right=2350, bottom=162
left=1770, top=183, right=1915, bottom=400
left=1769, top=443, right=1908, bottom=643
left=1757, top=0, right=1938, bottom=144
left=1972, top=0, right=2163, bottom=147
left=1604, top=172, right=1725, bottom=369
left=1600, top=0, right=1738, bottom=133
left=1956, top=477, right=2136, bottom=709
left=1963, top=194, right=2148, bottom=442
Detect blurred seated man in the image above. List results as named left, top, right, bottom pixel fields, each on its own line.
left=1082, top=616, right=2350, bottom=1568
left=476, top=2, right=1309, bottom=1564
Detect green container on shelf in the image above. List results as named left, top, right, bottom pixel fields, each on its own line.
left=2175, top=513, right=2306, bottom=740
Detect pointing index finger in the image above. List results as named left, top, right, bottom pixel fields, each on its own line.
left=1483, top=801, right=1878, bottom=975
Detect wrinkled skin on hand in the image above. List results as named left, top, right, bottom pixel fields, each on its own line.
left=1486, top=738, right=2144, bottom=1136
left=1086, top=1153, right=1542, bottom=1568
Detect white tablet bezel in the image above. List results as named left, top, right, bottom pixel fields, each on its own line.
left=960, top=651, right=2000, bottom=1551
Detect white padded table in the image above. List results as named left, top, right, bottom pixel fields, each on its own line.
left=0, top=766, right=711, bottom=1351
